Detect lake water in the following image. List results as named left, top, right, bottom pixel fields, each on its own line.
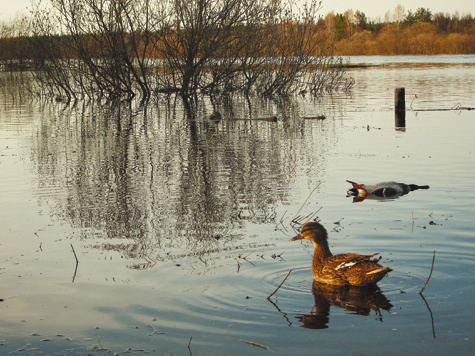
left=1, top=55, right=474, bottom=355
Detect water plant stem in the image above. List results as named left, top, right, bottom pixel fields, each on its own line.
left=292, top=183, right=321, bottom=223
left=419, top=250, right=436, bottom=294
left=267, top=269, right=292, bottom=300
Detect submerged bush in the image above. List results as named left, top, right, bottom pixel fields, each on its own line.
left=27, top=0, right=352, bottom=102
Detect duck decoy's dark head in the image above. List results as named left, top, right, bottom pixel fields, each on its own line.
left=345, top=180, right=368, bottom=199
left=290, top=222, right=328, bottom=243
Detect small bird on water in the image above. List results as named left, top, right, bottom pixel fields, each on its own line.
left=290, top=222, right=392, bottom=287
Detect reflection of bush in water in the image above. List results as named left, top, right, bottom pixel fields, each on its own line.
left=29, top=97, right=340, bottom=269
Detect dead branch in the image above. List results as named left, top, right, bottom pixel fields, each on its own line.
left=267, top=269, right=292, bottom=300
left=291, top=183, right=321, bottom=223
left=419, top=250, right=436, bottom=294
left=188, top=336, right=193, bottom=356
left=71, top=243, right=79, bottom=283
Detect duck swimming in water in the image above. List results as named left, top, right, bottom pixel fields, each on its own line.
left=346, top=180, right=430, bottom=202
left=290, top=222, right=392, bottom=286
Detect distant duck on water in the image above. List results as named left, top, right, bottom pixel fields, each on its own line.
left=346, top=180, right=430, bottom=202
left=290, top=222, right=392, bottom=287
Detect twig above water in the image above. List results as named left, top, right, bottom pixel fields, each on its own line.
left=71, top=243, right=79, bottom=283
left=291, top=183, right=321, bottom=223
left=267, top=269, right=292, bottom=300
left=188, top=336, right=193, bottom=356
left=291, top=208, right=322, bottom=229
left=419, top=250, right=436, bottom=294
left=70, top=244, right=79, bottom=264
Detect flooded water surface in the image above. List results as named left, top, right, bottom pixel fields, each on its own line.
left=1, top=55, right=474, bottom=355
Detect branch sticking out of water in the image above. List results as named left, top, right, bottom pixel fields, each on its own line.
left=291, top=183, right=321, bottom=223
left=71, top=243, right=79, bottom=283
left=267, top=269, right=292, bottom=300
left=419, top=250, right=436, bottom=294
left=188, top=336, right=193, bottom=356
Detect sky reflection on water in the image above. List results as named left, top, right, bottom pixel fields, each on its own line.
left=1, top=56, right=474, bottom=355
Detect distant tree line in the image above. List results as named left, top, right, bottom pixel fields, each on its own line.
left=0, top=0, right=353, bottom=102
left=323, top=6, right=475, bottom=55
left=2, top=2, right=473, bottom=102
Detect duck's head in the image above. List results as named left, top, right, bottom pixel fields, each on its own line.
left=346, top=180, right=368, bottom=202
left=346, top=180, right=368, bottom=198
left=290, top=222, right=328, bottom=244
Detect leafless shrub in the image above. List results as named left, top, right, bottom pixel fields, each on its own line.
left=27, top=0, right=352, bottom=103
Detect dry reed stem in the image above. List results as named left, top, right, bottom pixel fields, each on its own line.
left=70, top=243, right=79, bottom=264
left=419, top=250, right=436, bottom=294
left=188, top=336, right=193, bottom=355
left=267, top=269, right=292, bottom=300
left=71, top=243, right=79, bottom=283
left=291, top=183, right=321, bottom=223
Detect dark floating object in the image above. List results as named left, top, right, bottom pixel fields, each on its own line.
left=395, top=88, right=406, bottom=129
left=346, top=180, right=430, bottom=203
left=290, top=222, right=391, bottom=287
left=303, top=115, right=326, bottom=120
left=297, top=281, right=392, bottom=329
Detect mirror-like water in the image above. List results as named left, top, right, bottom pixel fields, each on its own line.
left=1, top=55, right=474, bottom=355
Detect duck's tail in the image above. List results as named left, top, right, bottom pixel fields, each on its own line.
left=364, top=266, right=392, bottom=284
left=366, top=267, right=392, bottom=275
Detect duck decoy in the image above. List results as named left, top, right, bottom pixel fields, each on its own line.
left=290, top=222, right=392, bottom=286
left=346, top=180, right=429, bottom=202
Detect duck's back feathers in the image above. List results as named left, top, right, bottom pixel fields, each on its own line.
left=315, top=253, right=391, bottom=286
left=326, top=253, right=379, bottom=270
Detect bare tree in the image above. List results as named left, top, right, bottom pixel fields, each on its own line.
left=28, top=0, right=352, bottom=102
left=155, top=0, right=282, bottom=98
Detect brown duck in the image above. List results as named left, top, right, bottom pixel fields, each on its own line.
left=290, top=222, right=392, bottom=286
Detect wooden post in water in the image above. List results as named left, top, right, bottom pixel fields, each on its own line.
left=395, top=87, right=406, bottom=129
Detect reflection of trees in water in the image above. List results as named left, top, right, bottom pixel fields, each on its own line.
left=30, top=96, right=344, bottom=268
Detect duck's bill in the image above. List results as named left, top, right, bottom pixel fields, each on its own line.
left=289, top=234, right=303, bottom=241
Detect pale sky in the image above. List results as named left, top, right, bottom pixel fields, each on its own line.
left=0, top=0, right=473, bottom=22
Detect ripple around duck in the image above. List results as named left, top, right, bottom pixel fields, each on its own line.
left=131, top=263, right=320, bottom=344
